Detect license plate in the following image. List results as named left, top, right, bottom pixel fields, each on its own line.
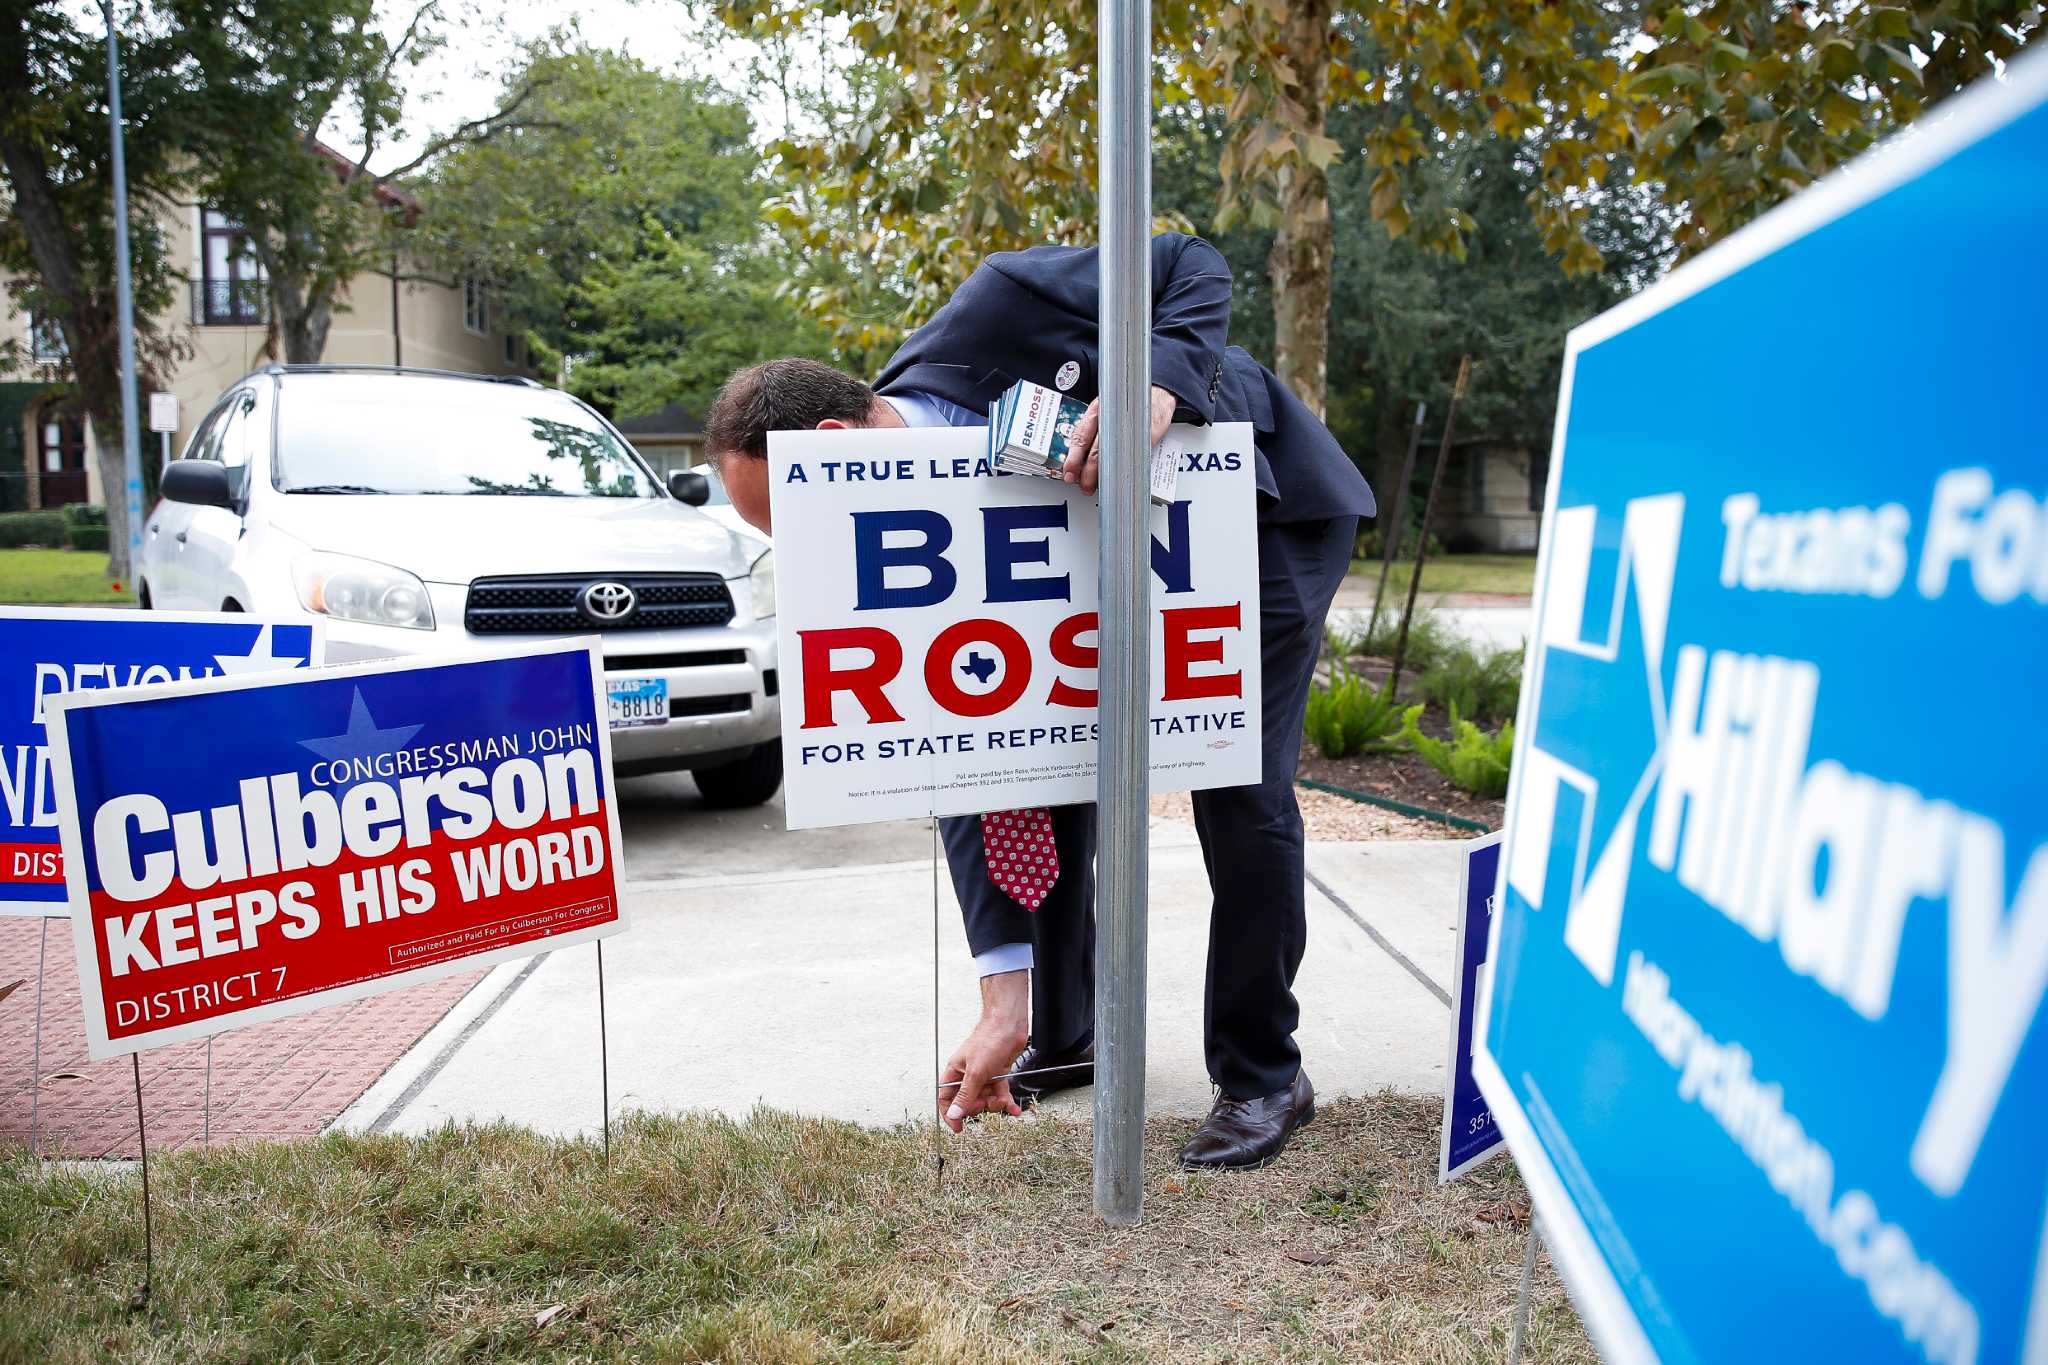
left=606, top=676, right=668, bottom=729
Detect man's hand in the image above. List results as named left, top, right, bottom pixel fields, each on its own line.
left=937, top=969, right=1030, bottom=1132
left=1063, top=385, right=1178, bottom=495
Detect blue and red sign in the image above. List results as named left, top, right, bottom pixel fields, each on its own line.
left=46, top=641, right=625, bottom=1057
left=1440, top=831, right=1504, bottom=1183
left=0, top=609, right=320, bottom=915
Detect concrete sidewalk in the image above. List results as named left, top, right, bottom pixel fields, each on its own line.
left=337, top=827, right=1471, bottom=1138
left=1329, top=602, right=1532, bottom=655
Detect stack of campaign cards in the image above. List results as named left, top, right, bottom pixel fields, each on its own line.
left=986, top=378, right=1179, bottom=506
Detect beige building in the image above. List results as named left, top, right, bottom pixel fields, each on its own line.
left=612, top=400, right=709, bottom=481
left=2, top=182, right=528, bottom=512
left=1439, top=437, right=1545, bottom=552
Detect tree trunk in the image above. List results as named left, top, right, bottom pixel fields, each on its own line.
left=1267, top=0, right=1336, bottom=418
left=279, top=288, right=334, bottom=363
left=0, top=125, right=135, bottom=580
left=259, top=240, right=336, bottom=364
left=83, top=404, right=135, bottom=578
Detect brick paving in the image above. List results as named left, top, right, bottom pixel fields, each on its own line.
left=0, top=916, right=484, bottom=1158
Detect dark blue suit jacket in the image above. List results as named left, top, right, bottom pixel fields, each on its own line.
left=874, top=233, right=1375, bottom=524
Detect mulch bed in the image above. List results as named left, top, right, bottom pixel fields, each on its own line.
left=1295, top=655, right=1508, bottom=831
left=1296, top=746, right=1503, bottom=830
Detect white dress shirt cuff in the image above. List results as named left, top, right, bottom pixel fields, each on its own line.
left=974, top=942, right=1034, bottom=977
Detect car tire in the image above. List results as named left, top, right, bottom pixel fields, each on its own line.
left=692, top=741, right=782, bottom=809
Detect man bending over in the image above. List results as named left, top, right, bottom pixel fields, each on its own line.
left=704, top=233, right=1374, bottom=1170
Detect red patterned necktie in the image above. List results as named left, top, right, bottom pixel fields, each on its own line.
left=980, top=807, right=1061, bottom=911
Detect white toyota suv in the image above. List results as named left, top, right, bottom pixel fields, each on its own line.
left=140, top=364, right=781, bottom=806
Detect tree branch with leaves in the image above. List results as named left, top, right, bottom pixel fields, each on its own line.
left=175, top=0, right=552, bottom=364
left=0, top=0, right=195, bottom=579
left=704, top=0, right=2035, bottom=416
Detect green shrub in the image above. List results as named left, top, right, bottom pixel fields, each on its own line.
left=1304, top=659, right=1407, bottom=759
left=0, top=510, right=67, bottom=548
left=1398, top=703, right=1514, bottom=797
left=60, top=503, right=108, bottom=551
left=1418, top=643, right=1525, bottom=723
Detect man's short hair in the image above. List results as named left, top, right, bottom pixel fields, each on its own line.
left=705, top=358, right=876, bottom=460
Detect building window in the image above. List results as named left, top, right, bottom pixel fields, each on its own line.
left=503, top=329, right=520, bottom=365
left=463, top=277, right=489, bottom=336
left=195, top=208, right=268, bottom=325
left=28, top=311, right=66, bottom=363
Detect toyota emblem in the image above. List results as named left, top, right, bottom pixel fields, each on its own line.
left=579, top=580, right=637, bottom=622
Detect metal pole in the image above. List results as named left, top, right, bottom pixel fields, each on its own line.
left=1093, top=0, right=1151, bottom=1228
left=202, top=1037, right=212, bottom=1145
left=104, top=2, right=144, bottom=591
left=1509, top=1216, right=1541, bottom=1364
left=1389, top=355, right=1471, bottom=691
left=1365, top=401, right=1427, bottom=640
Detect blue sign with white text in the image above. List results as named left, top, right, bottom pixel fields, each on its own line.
left=49, top=643, right=623, bottom=1057
left=0, top=610, right=319, bottom=914
left=1477, top=57, right=2048, bottom=1365
left=1441, top=833, right=1504, bottom=1182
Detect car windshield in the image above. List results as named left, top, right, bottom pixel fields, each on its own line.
left=274, top=375, right=659, bottom=498
left=701, top=465, right=734, bottom=506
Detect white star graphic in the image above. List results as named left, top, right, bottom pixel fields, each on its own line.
left=212, top=625, right=306, bottom=676
left=298, top=688, right=423, bottom=763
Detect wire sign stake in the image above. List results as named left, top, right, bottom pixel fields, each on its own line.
left=130, top=1054, right=154, bottom=1310
left=596, top=940, right=612, bottom=1168
left=1509, top=1216, right=1543, bottom=1365
left=29, top=918, right=48, bottom=1156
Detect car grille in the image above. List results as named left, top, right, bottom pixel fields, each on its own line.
left=604, top=649, right=748, bottom=670
left=465, top=573, right=735, bottom=634
left=671, top=693, right=752, bottom=718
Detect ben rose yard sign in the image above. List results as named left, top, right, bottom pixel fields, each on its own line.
left=768, top=423, right=1262, bottom=827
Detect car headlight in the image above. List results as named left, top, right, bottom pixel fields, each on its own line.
left=292, top=551, right=436, bottom=630
left=749, top=549, right=775, bottom=620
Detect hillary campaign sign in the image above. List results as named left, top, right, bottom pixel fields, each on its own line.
left=770, top=424, right=1260, bottom=827
left=1475, top=57, right=2048, bottom=1365
left=46, top=642, right=625, bottom=1058
left=1, top=609, right=320, bottom=916
left=1439, top=832, right=1504, bottom=1184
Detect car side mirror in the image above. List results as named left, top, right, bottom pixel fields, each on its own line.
left=161, top=460, right=235, bottom=510
left=669, top=469, right=710, bottom=506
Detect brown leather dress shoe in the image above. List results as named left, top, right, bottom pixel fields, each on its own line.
left=1178, top=1070, right=1316, bottom=1170
left=1007, top=1041, right=1095, bottom=1106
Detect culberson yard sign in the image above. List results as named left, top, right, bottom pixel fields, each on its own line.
left=48, top=643, right=626, bottom=1057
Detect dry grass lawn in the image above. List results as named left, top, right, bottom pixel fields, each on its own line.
left=0, top=1094, right=1592, bottom=1362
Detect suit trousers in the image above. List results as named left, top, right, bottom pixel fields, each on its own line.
left=942, top=513, right=1359, bottom=1099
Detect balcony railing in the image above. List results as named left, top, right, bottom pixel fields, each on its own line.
left=191, top=277, right=269, bottom=326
